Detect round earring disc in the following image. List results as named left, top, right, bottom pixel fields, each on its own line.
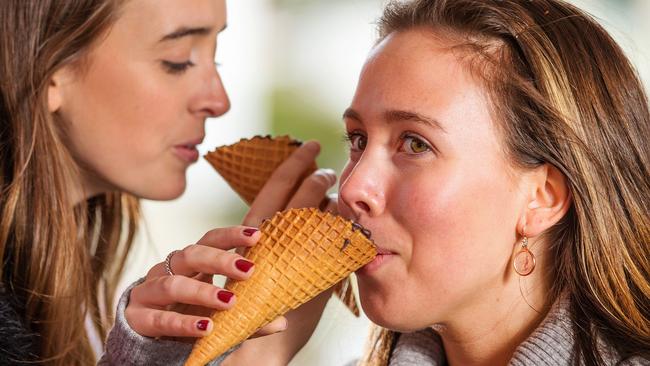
left=513, top=249, right=536, bottom=276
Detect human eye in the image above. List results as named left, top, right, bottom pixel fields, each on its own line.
left=399, top=132, right=433, bottom=155
left=342, top=130, right=367, bottom=152
left=161, top=60, right=195, bottom=75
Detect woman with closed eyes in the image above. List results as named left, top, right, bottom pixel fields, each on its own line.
left=0, top=1, right=334, bottom=365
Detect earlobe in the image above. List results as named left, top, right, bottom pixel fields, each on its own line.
left=521, top=164, right=572, bottom=237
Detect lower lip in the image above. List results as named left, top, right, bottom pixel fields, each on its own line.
left=173, top=146, right=199, bottom=163
left=357, top=253, right=394, bottom=275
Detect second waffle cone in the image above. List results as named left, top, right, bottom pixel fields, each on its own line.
left=184, top=208, right=376, bottom=366
left=204, top=135, right=316, bottom=205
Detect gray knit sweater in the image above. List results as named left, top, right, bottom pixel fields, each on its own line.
left=99, top=279, right=237, bottom=366
left=389, top=299, right=648, bottom=366
left=99, top=279, right=648, bottom=365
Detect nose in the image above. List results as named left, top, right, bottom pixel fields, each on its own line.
left=339, top=154, right=386, bottom=219
left=194, top=66, right=231, bottom=118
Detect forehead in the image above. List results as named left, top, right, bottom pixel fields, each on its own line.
left=368, top=30, right=482, bottom=94
left=355, top=29, right=492, bottom=127
left=117, top=0, right=226, bottom=37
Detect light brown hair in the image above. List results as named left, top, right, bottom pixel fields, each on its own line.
left=0, top=1, right=139, bottom=364
left=360, top=0, right=650, bottom=365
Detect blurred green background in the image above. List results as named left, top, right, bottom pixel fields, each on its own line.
left=122, top=1, right=650, bottom=365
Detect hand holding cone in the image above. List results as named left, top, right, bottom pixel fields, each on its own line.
left=184, top=208, right=376, bottom=366
left=205, top=135, right=361, bottom=316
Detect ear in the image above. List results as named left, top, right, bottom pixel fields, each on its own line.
left=519, top=164, right=572, bottom=237
left=47, top=67, right=70, bottom=113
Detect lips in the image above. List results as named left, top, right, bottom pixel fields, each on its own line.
left=173, top=136, right=204, bottom=163
left=351, top=220, right=395, bottom=255
left=341, top=215, right=398, bottom=272
left=351, top=229, right=395, bottom=274
left=358, top=248, right=395, bottom=274
left=177, top=136, right=204, bottom=148
left=375, top=247, right=394, bottom=255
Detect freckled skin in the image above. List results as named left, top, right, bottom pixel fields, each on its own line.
left=338, top=29, right=530, bottom=332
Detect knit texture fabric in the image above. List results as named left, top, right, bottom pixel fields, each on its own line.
left=0, top=284, right=38, bottom=365
left=389, top=298, right=648, bottom=366
left=99, top=278, right=238, bottom=366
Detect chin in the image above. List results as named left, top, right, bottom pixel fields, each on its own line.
left=138, top=178, right=187, bottom=201
left=364, top=305, right=426, bottom=332
left=359, top=284, right=399, bottom=330
left=362, top=300, right=416, bottom=332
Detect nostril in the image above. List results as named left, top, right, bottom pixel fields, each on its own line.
left=357, top=201, right=371, bottom=212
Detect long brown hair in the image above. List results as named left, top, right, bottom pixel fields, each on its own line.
left=360, top=0, right=650, bottom=365
left=0, top=1, right=140, bottom=365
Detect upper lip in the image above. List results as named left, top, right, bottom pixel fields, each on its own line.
left=341, top=210, right=400, bottom=255
left=354, top=220, right=397, bottom=255
left=176, top=136, right=204, bottom=148
left=376, top=247, right=394, bottom=255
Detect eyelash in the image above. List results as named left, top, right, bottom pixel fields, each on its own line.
left=342, top=131, right=366, bottom=152
left=400, top=132, right=433, bottom=154
left=342, top=131, right=434, bottom=155
left=161, top=60, right=195, bottom=75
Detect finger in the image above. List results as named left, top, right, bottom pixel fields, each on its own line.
left=126, top=306, right=214, bottom=338
left=244, top=141, right=320, bottom=226
left=321, top=192, right=339, bottom=214
left=196, top=225, right=261, bottom=249
left=250, top=316, right=288, bottom=338
left=131, top=274, right=236, bottom=309
left=168, top=244, right=255, bottom=279
left=145, top=226, right=260, bottom=278
left=286, top=169, right=337, bottom=209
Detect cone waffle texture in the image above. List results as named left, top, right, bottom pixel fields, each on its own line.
left=204, top=135, right=316, bottom=205
left=206, top=135, right=360, bottom=317
left=184, top=208, right=376, bottom=366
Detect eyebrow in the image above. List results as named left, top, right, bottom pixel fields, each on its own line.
left=159, top=23, right=227, bottom=42
left=342, top=108, right=446, bottom=133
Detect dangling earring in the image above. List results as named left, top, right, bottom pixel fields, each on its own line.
left=513, top=232, right=536, bottom=276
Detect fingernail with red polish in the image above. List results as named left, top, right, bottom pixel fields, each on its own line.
left=196, top=319, right=210, bottom=331
left=243, top=228, right=258, bottom=237
left=235, top=259, right=254, bottom=273
left=217, top=290, right=234, bottom=303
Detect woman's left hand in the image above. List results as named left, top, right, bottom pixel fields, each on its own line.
left=126, top=226, right=290, bottom=341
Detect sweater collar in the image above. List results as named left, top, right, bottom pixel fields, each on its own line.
left=389, top=298, right=575, bottom=366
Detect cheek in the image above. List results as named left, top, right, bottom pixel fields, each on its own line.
left=86, top=63, right=173, bottom=138
left=402, top=163, right=518, bottom=247
left=59, top=56, right=189, bottom=198
left=393, top=170, right=469, bottom=257
left=395, top=165, right=520, bottom=290
left=65, top=58, right=182, bottom=160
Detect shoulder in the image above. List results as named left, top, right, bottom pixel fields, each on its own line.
left=0, top=284, right=39, bottom=364
left=511, top=297, right=649, bottom=366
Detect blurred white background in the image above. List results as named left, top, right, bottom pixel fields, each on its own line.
left=118, top=1, right=650, bottom=365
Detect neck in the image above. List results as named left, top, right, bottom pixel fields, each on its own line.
left=72, top=168, right=113, bottom=205
left=437, top=252, right=553, bottom=366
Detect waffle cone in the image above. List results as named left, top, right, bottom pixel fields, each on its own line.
left=205, top=135, right=360, bottom=317
left=184, top=208, right=376, bottom=366
left=204, top=135, right=316, bottom=205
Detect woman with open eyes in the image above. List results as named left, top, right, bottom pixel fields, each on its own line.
left=329, top=0, right=649, bottom=365
left=187, top=1, right=650, bottom=365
